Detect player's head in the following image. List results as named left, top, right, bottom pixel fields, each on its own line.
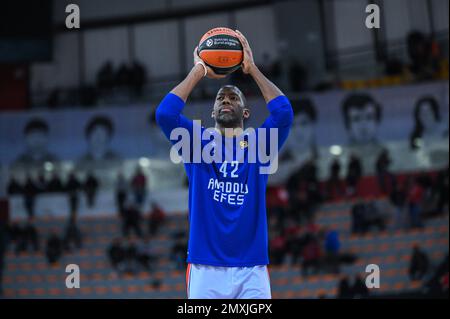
left=341, top=93, right=382, bottom=144
left=212, top=85, right=249, bottom=128
left=23, top=118, right=50, bottom=155
left=85, top=115, right=114, bottom=153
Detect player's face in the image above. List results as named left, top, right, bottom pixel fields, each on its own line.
left=348, top=103, right=378, bottom=143
left=212, top=87, right=248, bottom=128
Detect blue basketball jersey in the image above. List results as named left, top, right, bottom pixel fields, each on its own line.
left=156, top=93, right=293, bottom=267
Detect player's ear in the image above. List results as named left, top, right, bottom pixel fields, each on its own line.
left=243, top=108, right=250, bottom=119
left=211, top=110, right=215, bottom=119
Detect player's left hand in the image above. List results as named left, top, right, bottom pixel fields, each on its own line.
left=235, top=30, right=256, bottom=74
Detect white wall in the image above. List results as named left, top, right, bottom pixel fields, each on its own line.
left=332, top=0, right=373, bottom=50
left=235, top=6, right=278, bottom=64
left=431, top=0, right=449, bottom=32
left=53, top=0, right=166, bottom=24
left=31, top=33, right=80, bottom=92
left=84, top=27, right=130, bottom=84
left=134, top=20, right=180, bottom=78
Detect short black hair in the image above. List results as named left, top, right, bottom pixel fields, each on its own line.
left=85, top=115, right=114, bottom=139
left=24, top=118, right=49, bottom=135
left=341, top=93, right=382, bottom=129
left=291, top=98, right=317, bottom=122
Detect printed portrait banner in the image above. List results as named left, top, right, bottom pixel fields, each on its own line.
left=0, top=81, right=448, bottom=168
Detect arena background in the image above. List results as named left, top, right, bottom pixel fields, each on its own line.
left=0, top=0, right=448, bottom=299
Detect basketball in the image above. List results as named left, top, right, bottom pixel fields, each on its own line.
left=197, top=27, right=243, bottom=75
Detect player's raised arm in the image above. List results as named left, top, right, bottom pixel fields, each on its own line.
left=171, top=47, right=226, bottom=102
left=234, top=30, right=284, bottom=104
left=156, top=47, right=226, bottom=139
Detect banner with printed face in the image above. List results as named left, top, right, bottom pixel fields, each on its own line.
left=0, top=81, right=448, bottom=173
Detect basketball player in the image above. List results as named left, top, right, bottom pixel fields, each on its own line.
left=156, top=30, right=293, bottom=299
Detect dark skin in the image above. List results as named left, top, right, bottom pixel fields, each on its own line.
left=212, top=86, right=250, bottom=134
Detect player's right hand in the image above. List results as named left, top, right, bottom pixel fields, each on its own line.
left=193, top=47, right=226, bottom=79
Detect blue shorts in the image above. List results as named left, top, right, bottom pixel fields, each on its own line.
left=186, top=263, right=271, bottom=299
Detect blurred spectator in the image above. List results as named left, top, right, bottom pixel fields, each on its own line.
left=131, top=166, right=147, bottom=206
left=327, top=158, right=343, bottom=199
left=337, top=276, right=353, bottom=299
left=36, top=172, right=48, bottom=193
left=124, top=236, right=139, bottom=274
left=435, top=167, right=449, bottom=215
left=63, top=213, right=82, bottom=252
left=45, top=231, right=63, bottom=265
left=84, top=172, right=99, bottom=208
left=407, top=177, right=426, bottom=228
left=389, top=181, right=408, bottom=230
left=47, top=172, right=63, bottom=193
left=270, top=230, right=287, bottom=266
left=0, top=216, right=6, bottom=297
left=116, top=63, right=132, bottom=90
left=7, top=176, right=22, bottom=195
left=376, top=149, right=395, bottom=194
left=121, top=202, right=143, bottom=238
left=364, top=200, right=388, bottom=232
left=116, top=172, right=128, bottom=214
left=97, top=61, right=114, bottom=94
left=409, top=244, right=429, bottom=281
left=352, top=274, right=369, bottom=298
left=301, top=234, right=322, bottom=277
left=66, top=173, right=81, bottom=216
left=384, top=56, right=405, bottom=76
left=346, top=154, right=362, bottom=197
left=288, top=60, right=307, bottom=92
left=23, top=175, right=37, bottom=218
left=136, top=236, right=156, bottom=272
left=15, top=218, right=39, bottom=254
left=108, top=238, right=126, bottom=272
left=171, top=232, right=187, bottom=270
left=324, top=229, right=340, bottom=274
left=351, top=201, right=366, bottom=234
left=351, top=201, right=387, bottom=234
left=148, top=203, right=166, bottom=236
left=130, top=61, right=147, bottom=97
left=407, top=31, right=438, bottom=81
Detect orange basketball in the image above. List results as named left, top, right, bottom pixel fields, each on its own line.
left=197, top=27, right=243, bottom=75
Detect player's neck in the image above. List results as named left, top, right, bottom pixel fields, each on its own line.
left=215, top=123, right=244, bottom=137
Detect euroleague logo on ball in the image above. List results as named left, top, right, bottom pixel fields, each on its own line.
left=206, top=39, right=214, bottom=47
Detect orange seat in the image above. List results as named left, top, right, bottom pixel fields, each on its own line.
left=95, top=287, right=108, bottom=295
left=4, top=289, right=15, bottom=298
left=111, top=286, right=123, bottom=294
left=81, top=287, right=93, bottom=295
left=18, top=288, right=30, bottom=296
left=33, top=288, right=46, bottom=296
left=127, top=285, right=140, bottom=293
left=393, top=282, right=406, bottom=290
left=175, top=283, right=184, bottom=292
left=49, top=288, right=61, bottom=296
